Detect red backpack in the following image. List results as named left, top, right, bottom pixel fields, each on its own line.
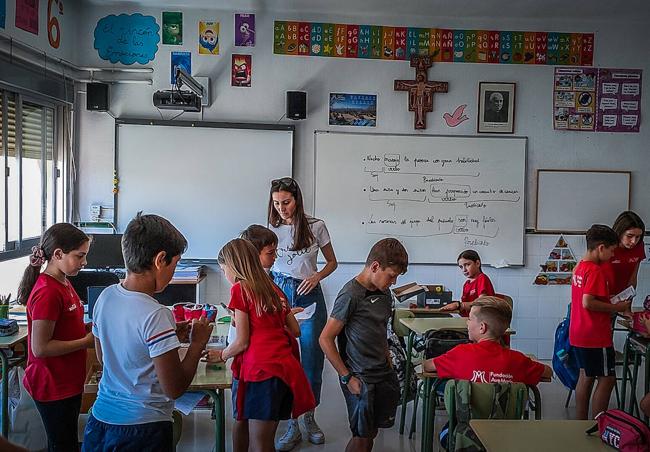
left=587, top=409, right=650, bottom=451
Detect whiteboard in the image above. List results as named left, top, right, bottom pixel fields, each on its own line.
left=314, top=132, right=526, bottom=265
left=116, top=121, right=293, bottom=259
left=536, top=170, right=630, bottom=232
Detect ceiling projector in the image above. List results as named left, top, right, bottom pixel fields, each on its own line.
left=153, top=68, right=204, bottom=112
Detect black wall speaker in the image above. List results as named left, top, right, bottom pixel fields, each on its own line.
left=87, top=83, right=109, bottom=111
left=286, top=91, right=307, bottom=120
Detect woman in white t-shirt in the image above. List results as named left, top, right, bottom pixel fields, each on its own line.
left=267, top=177, right=337, bottom=450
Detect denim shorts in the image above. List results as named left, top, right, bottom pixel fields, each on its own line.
left=340, top=372, right=400, bottom=438
left=575, top=346, right=616, bottom=377
left=82, top=414, right=173, bottom=452
left=232, top=377, right=293, bottom=421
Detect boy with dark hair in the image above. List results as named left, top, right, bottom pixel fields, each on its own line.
left=424, top=297, right=552, bottom=383
left=571, top=224, right=632, bottom=420
left=240, top=224, right=278, bottom=270
left=83, top=213, right=213, bottom=451
left=319, top=238, right=408, bottom=452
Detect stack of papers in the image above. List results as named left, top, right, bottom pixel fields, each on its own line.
left=173, top=265, right=206, bottom=281
left=610, top=285, right=636, bottom=304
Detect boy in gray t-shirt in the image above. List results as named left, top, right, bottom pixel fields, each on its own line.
left=319, top=238, right=408, bottom=451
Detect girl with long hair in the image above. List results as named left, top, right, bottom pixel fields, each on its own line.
left=18, top=223, right=94, bottom=452
left=267, top=177, right=337, bottom=450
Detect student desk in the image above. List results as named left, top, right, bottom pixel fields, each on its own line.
left=397, top=317, right=516, bottom=434
left=617, top=317, right=650, bottom=421
left=0, top=326, right=28, bottom=436
left=469, top=420, right=610, bottom=452
left=189, top=361, right=232, bottom=452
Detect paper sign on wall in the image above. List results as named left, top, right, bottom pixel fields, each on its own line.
left=162, top=11, right=183, bottom=45
left=199, top=21, right=219, bottom=55
left=16, top=0, right=39, bottom=35
left=235, top=14, right=255, bottom=46
left=554, top=67, right=642, bottom=133
left=231, top=54, right=251, bottom=87
left=0, top=0, right=6, bottom=29
left=94, top=14, right=160, bottom=65
left=171, top=51, right=191, bottom=85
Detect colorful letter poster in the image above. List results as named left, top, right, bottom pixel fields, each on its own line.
left=596, top=69, right=642, bottom=133
left=274, top=21, right=594, bottom=66
left=329, top=93, right=377, bottom=127
left=0, top=0, right=6, bottom=29
left=199, top=21, right=219, bottom=55
left=231, top=54, right=251, bottom=87
left=553, top=67, right=597, bottom=131
left=16, top=0, right=38, bottom=35
left=235, top=13, right=255, bottom=46
left=162, top=11, right=183, bottom=45
left=171, top=51, right=191, bottom=85
left=554, top=67, right=643, bottom=133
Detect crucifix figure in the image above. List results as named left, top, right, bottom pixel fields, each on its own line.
left=394, top=56, right=449, bottom=130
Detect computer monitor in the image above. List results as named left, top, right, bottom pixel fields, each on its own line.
left=87, top=286, right=109, bottom=319
left=86, top=234, right=124, bottom=269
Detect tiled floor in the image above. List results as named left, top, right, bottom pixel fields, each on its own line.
left=174, top=360, right=609, bottom=452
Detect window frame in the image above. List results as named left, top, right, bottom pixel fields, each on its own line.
left=0, top=87, right=68, bottom=262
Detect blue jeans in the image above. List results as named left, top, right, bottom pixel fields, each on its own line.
left=272, top=272, right=327, bottom=406
left=82, top=414, right=173, bottom=452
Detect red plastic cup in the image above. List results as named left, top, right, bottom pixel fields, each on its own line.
left=172, top=303, right=186, bottom=322
left=184, top=304, right=205, bottom=320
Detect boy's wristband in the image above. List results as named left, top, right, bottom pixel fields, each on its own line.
left=339, top=373, right=353, bottom=385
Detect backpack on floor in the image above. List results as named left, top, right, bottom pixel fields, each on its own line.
left=552, top=304, right=579, bottom=390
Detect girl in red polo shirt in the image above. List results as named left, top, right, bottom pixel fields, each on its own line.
left=602, top=211, right=645, bottom=296
left=17, top=223, right=94, bottom=452
left=442, top=250, right=495, bottom=317
left=208, top=238, right=315, bottom=452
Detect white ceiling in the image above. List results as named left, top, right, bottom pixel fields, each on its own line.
left=85, top=0, right=650, bottom=22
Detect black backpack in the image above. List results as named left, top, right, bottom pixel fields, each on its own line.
left=424, top=329, right=470, bottom=360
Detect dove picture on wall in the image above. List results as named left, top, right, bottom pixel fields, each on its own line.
left=443, top=104, right=469, bottom=127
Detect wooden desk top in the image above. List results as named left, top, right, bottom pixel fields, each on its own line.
left=0, top=325, right=28, bottom=348
left=469, top=420, right=610, bottom=452
left=399, top=317, right=516, bottom=335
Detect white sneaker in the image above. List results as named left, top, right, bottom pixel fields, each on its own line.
left=302, top=410, right=325, bottom=445
left=275, top=419, right=302, bottom=451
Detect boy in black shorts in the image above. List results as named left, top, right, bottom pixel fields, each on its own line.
left=319, top=238, right=408, bottom=451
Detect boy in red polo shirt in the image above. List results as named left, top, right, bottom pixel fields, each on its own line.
left=570, top=224, right=632, bottom=420
left=424, top=297, right=552, bottom=385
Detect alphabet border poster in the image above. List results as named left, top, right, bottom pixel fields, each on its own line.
left=273, top=21, right=594, bottom=66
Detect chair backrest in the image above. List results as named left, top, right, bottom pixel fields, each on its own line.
left=392, top=308, right=415, bottom=338
left=444, top=379, right=528, bottom=450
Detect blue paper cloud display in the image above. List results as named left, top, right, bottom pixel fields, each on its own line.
left=94, top=13, right=160, bottom=65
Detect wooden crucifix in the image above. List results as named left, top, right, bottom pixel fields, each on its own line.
left=394, top=56, right=448, bottom=130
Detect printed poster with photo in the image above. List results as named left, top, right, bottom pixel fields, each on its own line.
left=596, top=69, right=642, bottom=133
left=162, top=11, right=183, bottom=45
left=199, top=21, right=219, bottom=55
left=235, top=13, right=255, bottom=46
left=231, top=54, right=251, bottom=87
left=16, top=0, right=38, bottom=34
left=553, top=67, right=597, bottom=131
left=329, top=93, right=377, bottom=127
left=171, top=51, right=191, bottom=85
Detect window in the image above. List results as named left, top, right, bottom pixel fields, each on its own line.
left=0, top=89, right=67, bottom=260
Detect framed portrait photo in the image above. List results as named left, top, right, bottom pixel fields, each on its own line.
left=477, top=82, right=516, bottom=134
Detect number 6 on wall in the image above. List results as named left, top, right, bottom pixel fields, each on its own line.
left=48, top=0, right=63, bottom=49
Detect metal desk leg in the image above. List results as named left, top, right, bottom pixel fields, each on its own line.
left=0, top=350, right=8, bottom=437
left=420, top=377, right=432, bottom=452
left=399, top=331, right=415, bottom=435
left=629, top=351, right=641, bottom=415
left=620, top=335, right=631, bottom=411
left=203, top=389, right=225, bottom=452
left=529, top=385, right=542, bottom=420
